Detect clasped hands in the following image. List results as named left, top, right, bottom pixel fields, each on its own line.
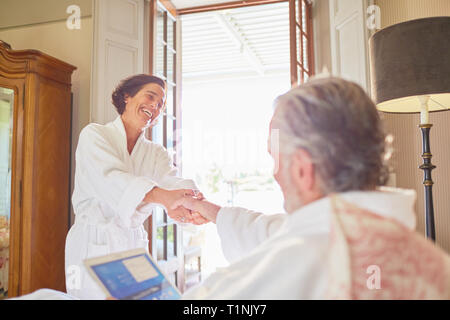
left=144, top=187, right=221, bottom=225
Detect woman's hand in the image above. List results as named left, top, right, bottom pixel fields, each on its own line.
left=167, top=190, right=209, bottom=225
left=170, top=196, right=221, bottom=224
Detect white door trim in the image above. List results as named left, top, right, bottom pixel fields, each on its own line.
left=91, top=0, right=145, bottom=124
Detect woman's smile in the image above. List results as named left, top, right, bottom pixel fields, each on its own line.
left=140, top=105, right=153, bottom=121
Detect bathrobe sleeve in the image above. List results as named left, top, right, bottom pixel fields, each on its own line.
left=129, top=143, right=199, bottom=225
left=152, top=143, right=198, bottom=190
left=76, top=125, right=158, bottom=228
left=183, top=233, right=330, bottom=299
left=215, top=207, right=287, bottom=262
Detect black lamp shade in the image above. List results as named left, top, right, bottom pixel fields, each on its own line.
left=369, top=17, right=450, bottom=113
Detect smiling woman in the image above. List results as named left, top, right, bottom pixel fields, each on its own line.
left=112, top=74, right=165, bottom=116
left=65, top=73, right=207, bottom=299
left=111, top=74, right=167, bottom=153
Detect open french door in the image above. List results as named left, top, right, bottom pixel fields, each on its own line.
left=147, top=0, right=186, bottom=291
left=289, top=0, right=314, bottom=86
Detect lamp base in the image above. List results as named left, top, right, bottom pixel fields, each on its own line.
left=419, top=124, right=436, bottom=241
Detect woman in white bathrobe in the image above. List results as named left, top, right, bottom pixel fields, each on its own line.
left=65, top=74, right=206, bottom=299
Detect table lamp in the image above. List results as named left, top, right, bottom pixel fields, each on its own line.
left=369, top=16, right=450, bottom=241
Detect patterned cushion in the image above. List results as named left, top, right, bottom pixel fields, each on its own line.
left=325, top=195, right=450, bottom=299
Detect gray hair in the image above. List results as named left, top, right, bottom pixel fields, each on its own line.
left=271, top=77, right=390, bottom=194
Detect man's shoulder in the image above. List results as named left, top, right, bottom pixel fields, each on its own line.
left=265, top=231, right=329, bottom=253
left=235, top=231, right=329, bottom=271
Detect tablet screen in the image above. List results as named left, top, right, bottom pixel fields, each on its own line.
left=84, top=248, right=181, bottom=300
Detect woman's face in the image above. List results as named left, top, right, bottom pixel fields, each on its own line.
left=123, top=82, right=166, bottom=130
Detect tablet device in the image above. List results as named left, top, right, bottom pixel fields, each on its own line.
left=84, top=248, right=181, bottom=300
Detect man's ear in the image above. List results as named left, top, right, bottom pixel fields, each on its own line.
left=289, top=148, right=315, bottom=193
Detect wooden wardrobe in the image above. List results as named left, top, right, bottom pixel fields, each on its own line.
left=0, top=40, right=76, bottom=297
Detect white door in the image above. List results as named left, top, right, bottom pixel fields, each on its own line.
left=91, top=0, right=145, bottom=124
left=329, top=0, right=372, bottom=92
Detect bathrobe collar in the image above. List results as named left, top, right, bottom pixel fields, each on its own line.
left=111, top=116, right=146, bottom=153
left=283, top=187, right=417, bottom=235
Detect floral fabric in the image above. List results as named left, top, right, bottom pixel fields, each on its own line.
left=326, top=195, right=450, bottom=299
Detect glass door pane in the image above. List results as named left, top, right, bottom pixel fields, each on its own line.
left=156, top=41, right=165, bottom=80
left=167, top=224, right=175, bottom=259
left=167, top=49, right=175, bottom=85
left=156, top=6, right=165, bottom=44
left=0, top=87, right=14, bottom=299
left=290, top=0, right=313, bottom=86
left=167, top=16, right=175, bottom=50
left=156, top=5, right=166, bottom=80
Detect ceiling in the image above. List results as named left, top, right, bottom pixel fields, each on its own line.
left=180, top=1, right=290, bottom=82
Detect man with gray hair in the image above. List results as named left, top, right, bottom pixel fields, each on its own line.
left=175, top=77, right=450, bottom=299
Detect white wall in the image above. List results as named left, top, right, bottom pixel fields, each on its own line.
left=0, top=16, right=94, bottom=225
left=0, top=0, right=92, bottom=29
left=312, top=0, right=332, bottom=74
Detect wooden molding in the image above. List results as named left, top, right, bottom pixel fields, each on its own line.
left=306, top=1, right=315, bottom=76
left=289, top=0, right=297, bottom=86
left=160, top=0, right=177, bottom=18
left=178, top=0, right=288, bottom=15
left=148, top=0, right=157, bottom=76
left=0, top=43, right=76, bottom=85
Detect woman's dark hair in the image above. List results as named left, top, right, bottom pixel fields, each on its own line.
left=111, top=74, right=166, bottom=114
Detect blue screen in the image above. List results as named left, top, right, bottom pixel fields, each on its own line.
left=91, top=253, right=181, bottom=300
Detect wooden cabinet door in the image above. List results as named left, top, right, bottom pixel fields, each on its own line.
left=0, top=74, right=24, bottom=298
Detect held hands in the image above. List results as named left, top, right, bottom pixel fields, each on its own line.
left=170, top=195, right=221, bottom=224
left=166, top=189, right=209, bottom=225
left=144, top=187, right=211, bottom=225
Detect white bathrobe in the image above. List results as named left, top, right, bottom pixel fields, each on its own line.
left=65, top=116, right=197, bottom=299
left=183, top=188, right=418, bottom=299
